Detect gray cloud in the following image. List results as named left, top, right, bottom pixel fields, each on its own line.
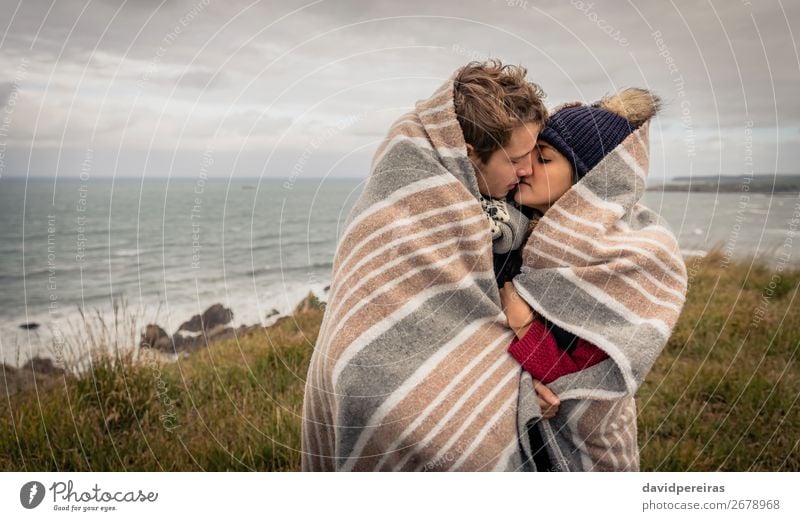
left=1, top=0, right=798, bottom=179
left=0, top=82, right=13, bottom=106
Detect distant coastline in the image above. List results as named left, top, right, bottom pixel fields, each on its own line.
left=648, top=174, right=800, bottom=194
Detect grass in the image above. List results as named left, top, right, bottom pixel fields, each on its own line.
left=1, top=253, right=798, bottom=471
left=637, top=250, right=800, bottom=471
left=1, top=306, right=323, bottom=471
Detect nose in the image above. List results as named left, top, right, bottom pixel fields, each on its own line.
left=516, top=154, right=533, bottom=178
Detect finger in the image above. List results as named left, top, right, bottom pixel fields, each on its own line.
left=537, top=397, right=557, bottom=417
left=539, top=404, right=556, bottom=419
left=534, top=383, right=559, bottom=406
left=539, top=395, right=559, bottom=410
left=534, top=380, right=561, bottom=406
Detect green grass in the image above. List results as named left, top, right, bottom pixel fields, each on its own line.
left=637, top=251, right=800, bottom=471
left=0, top=308, right=323, bottom=471
left=2, top=253, right=798, bottom=471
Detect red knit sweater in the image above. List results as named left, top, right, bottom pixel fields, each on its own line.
left=508, top=319, right=609, bottom=384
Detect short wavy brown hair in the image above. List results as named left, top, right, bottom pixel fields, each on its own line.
left=454, top=60, right=547, bottom=163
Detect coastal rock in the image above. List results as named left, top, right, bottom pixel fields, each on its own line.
left=140, top=324, right=172, bottom=352
left=143, top=304, right=240, bottom=354
left=19, top=322, right=40, bottom=330
left=173, top=324, right=261, bottom=352
left=201, top=303, right=234, bottom=329
left=170, top=332, right=190, bottom=352
left=177, top=304, right=234, bottom=333
left=22, top=356, right=65, bottom=375
left=141, top=295, right=309, bottom=355
left=176, top=315, right=202, bottom=333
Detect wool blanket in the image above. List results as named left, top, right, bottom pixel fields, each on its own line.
left=513, top=110, right=688, bottom=471
left=301, top=78, right=687, bottom=471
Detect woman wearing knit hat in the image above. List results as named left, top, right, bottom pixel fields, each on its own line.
left=515, top=87, right=662, bottom=209
left=497, top=87, right=688, bottom=471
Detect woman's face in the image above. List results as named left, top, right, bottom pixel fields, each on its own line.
left=513, top=140, right=574, bottom=213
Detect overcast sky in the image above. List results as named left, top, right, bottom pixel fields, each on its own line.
left=0, top=0, right=798, bottom=181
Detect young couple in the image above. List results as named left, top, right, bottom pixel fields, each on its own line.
left=302, top=60, right=688, bottom=471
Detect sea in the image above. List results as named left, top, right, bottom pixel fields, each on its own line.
left=1, top=176, right=798, bottom=365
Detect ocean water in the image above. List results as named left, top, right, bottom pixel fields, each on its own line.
left=0, top=177, right=365, bottom=364
left=640, top=189, right=800, bottom=262
left=1, top=176, right=797, bottom=364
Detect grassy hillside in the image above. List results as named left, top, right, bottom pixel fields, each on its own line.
left=638, top=251, right=799, bottom=471
left=1, top=253, right=798, bottom=471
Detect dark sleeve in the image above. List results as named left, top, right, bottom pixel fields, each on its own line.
left=493, top=249, right=523, bottom=288
left=545, top=319, right=581, bottom=353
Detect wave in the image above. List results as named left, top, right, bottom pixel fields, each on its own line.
left=246, top=238, right=334, bottom=253
left=245, top=262, right=333, bottom=278
left=8, top=264, right=83, bottom=279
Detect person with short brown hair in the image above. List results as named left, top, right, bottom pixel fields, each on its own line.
left=454, top=59, right=548, bottom=199
left=302, top=60, right=552, bottom=471
left=453, top=60, right=548, bottom=257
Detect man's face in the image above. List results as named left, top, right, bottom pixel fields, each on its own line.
left=469, top=122, right=540, bottom=199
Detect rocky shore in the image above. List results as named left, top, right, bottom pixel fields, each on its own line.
left=2, top=291, right=326, bottom=397
left=139, top=293, right=323, bottom=354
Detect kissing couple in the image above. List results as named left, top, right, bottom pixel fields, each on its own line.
left=302, top=59, right=688, bottom=472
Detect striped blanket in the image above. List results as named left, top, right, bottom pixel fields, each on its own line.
left=301, top=76, right=687, bottom=471
left=513, top=117, right=688, bottom=471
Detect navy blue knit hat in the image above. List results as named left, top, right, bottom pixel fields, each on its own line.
left=539, top=88, right=660, bottom=180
